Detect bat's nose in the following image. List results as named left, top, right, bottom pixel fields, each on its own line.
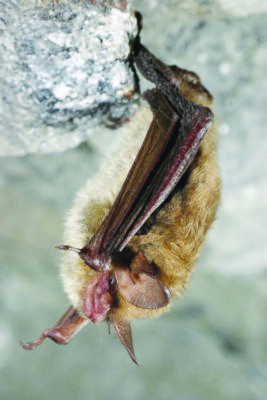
left=83, top=272, right=116, bottom=324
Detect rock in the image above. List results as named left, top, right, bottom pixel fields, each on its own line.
left=0, top=0, right=139, bottom=156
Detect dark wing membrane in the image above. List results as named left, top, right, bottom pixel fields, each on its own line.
left=116, top=44, right=214, bottom=250
left=82, top=90, right=179, bottom=265
left=81, top=45, right=213, bottom=270
left=119, top=94, right=213, bottom=250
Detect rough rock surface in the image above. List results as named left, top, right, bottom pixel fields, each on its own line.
left=0, top=0, right=138, bottom=156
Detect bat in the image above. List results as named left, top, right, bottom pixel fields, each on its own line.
left=22, top=41, right=221, bottom=364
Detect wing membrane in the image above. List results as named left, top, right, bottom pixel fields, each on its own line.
left=80, top=45, right=214, bottom=270
left=82, top=90, right=179, bottom=267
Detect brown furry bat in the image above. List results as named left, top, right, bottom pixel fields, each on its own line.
left=22, top=42, right=221, bottom=364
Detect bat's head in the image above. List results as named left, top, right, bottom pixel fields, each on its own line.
left=21, top=244, right=170, bottom=364
left=59, top=244, right=170, bottom=324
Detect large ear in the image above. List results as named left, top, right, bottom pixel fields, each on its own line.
left=115, top=253, right=171, bottom=310
left=113, top=319, right=138, bottom=365
left=21, top=307, right=88, bottom=350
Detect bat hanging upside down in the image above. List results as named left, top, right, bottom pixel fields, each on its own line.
left=22, top=42, right=221, bottom=364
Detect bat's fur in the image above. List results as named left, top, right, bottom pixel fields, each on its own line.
left=61, top=76, right=221, bottom=323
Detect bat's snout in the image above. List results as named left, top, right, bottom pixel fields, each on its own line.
left=83, top=272, right=117, bottom=324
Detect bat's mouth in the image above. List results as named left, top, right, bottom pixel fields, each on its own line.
left=83, top=271, right=117, bottom=324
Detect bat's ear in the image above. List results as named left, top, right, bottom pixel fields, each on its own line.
left=115, top=253, right=171, bottom=310
left=113, top=319, right=138, bottom=365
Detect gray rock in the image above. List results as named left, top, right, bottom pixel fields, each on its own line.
left=0, top=0, right=139, bottom=156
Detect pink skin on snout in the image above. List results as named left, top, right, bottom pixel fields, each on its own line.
left=83, top=272, right=116, bottom=324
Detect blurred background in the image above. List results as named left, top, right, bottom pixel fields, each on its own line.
left=1, top=0, right=267, bottom=399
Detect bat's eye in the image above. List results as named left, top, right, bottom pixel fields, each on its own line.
left=109, top=275, right=115, bottom=286
left=108, top=273, right=117, bottom=296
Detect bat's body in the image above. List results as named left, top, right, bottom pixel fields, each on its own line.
left=22, top=43, right=221, bottom=363
left=61, top=96, right=220, bottom=323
